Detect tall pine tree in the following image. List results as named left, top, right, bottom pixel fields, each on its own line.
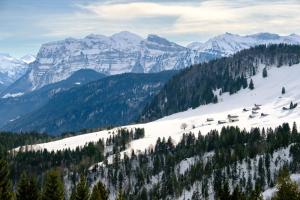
left=0, top=159, right=13, bottom=200
left=90, top=181, right=109, bottom=200
left=16, top=172, right=40, bottom=200
left=249, top=79, right=254, bottom=90
left=116, top=191, right=125, bottom=200
left=272, top=168, right=300, bottom=200
left=74, top=175, right=90, bottom=200
left=42, top=170, right=64, bottom=200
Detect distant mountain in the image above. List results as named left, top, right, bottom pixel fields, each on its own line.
left=140, top=44, right=300, bottom=122
left=3, top=32, right=300, bottom=97
left=188, top=32, right=300, bottom=56
left=2, top=70, right=177, bottom=135
left=0, top=53, right=33, bottom=92
left=1, top=31, right=215, bottom=96
left=0, top=69, right=105, bottom=128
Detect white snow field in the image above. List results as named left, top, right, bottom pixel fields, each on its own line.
left=18, top=63, right=300, bottom=155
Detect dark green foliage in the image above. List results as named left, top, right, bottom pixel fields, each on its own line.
left=0, top=131, right=52, bottom=158
left=249, top=79, right=254, bottom=90
left=90, top=181, right=109, bottom=200
left=16, top=172, right=40, bottom=200
left=2, top=122, right=300, bottom=199
left=249, top=184, right=263, bottom=200
left=4, top=71, right=176, bottom=135
left=0, top=159, right=13, bottom=200
left=141, top=44, right=300, bottom=121
left=74, top=175, right=90, bottom=200
left=42, top=170, right=64, bottom=200
left=272, top=168, right=300, bottom=200
left=116, top=191, right=125, bottom=200
left=95, top=122, right=300, bottom=200
left=11, top=138, right=104, bottom=181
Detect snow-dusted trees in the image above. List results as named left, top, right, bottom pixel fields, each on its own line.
left=262, top=67, right=268, bottom=78
left=282, top=86, right=286, bottom=94
left=249, top=79, right=254, bottom=90
left=180, top=123, right=188, bottom=130
left=272, top=168, right=300, bottom=200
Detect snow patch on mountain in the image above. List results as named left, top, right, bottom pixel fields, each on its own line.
left=2, top=92, right=24, bottom=98
left=20, top=54, right=36, bottom=64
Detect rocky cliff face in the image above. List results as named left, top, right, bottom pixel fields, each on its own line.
left=3, top=32, right=300, bottom=96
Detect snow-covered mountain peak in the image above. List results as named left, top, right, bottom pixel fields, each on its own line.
left=144, top=34, right=186, bottom=52
left=0, top=53, right=29, bottom=86
left=20, top=54, right=36, bottom=64
left=186, top=42, right=204, bottom=50
left=248, top=32, right=280, bottom=40
left=111, top=31, right=142, bottom=43
left=192, top=32, right=300, bottom=56
left=146, top=34, right=174, bottom=46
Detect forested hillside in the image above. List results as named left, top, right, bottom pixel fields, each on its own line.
left=1, top=123, right=300, bottom=199
left=3, top=71, right=177, bottom=135
left=140, top=44, right=300, bottom=122
left=0, top=69, right=106, bottom=128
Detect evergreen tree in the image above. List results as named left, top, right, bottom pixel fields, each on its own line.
left=262, top=67, right=268, bottom=78
left=140, top=187, right=148, bottom=200
left=219, top=181, right=230, bottom=200
left=74, top=175, right=90, bottom=200
left=0, top=159, right=13, bottom=200
left=115, top=191, right=125, bottom=200
left=249, top=184, right=263, bottom=200
left=281, top=87, right=286, bottom=94
left=90, top=181, right=109, bottom=200
left=272, top=168, right=300, bottom=200
left=16, top=172, right=40, bottom=200
left=70, top=187, right=77, bottom=200
left=191, top=188, right=201, bottom=200
left=249, top=79, right=254, bottom=90
left=231, top=186, right=246, bottom=200
left=42, top=170, right=64, bottom=200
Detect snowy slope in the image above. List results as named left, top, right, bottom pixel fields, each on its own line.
left=18, top=63, right=300, bottom=154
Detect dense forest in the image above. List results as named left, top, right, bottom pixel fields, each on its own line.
left=1, top=123, right=300, bottom=199
left=140, top=44, right=300, bottom=122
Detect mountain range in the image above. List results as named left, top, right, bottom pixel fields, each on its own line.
left=2, top=32, right=300, bottom=97
left=0, top=53, right=35, bottom=92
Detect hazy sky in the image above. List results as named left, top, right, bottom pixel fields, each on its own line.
left=1, top=0, right=300, bottom=57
